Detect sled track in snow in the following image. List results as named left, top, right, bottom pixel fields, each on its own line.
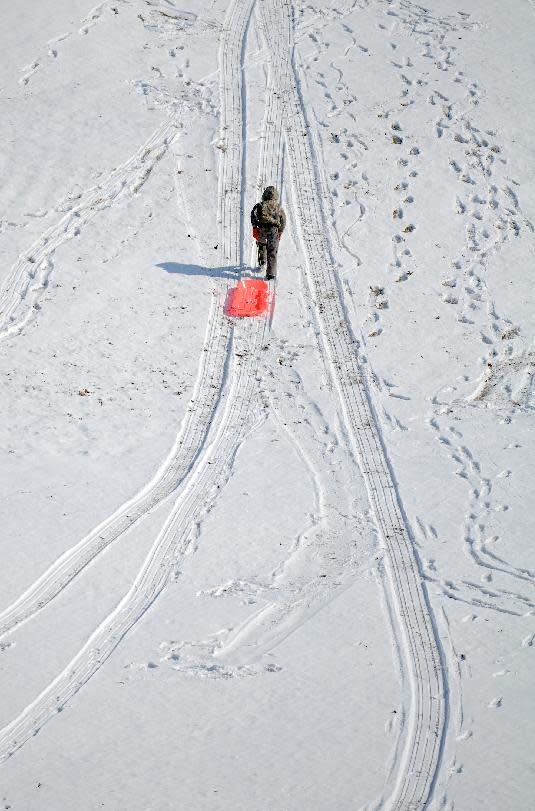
left=0, top=260, right=234, bottom=639
left=0, top=0, right=289, bottom=761
left=260, top=2, right=447, bottom=809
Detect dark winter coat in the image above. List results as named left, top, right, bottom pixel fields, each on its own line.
left=251, top=186, right=286, bottom=235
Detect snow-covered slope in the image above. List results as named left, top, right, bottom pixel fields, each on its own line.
left=1, top=1, right=534, bottom=809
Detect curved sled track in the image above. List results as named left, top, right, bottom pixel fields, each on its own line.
left=0, top=0, right=289, bottom=762
left=260, top=2, right=447, bottom=810
left=0, top=286, right=231, bottom=639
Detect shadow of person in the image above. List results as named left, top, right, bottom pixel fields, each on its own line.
left=155, top=262, right=238, bottom=279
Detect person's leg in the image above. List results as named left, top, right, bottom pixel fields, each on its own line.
left=257, top=226, right=268, bottom=269
left=257, top=240, right=267, bottom=268
left=266, top=227, right=278, bottom=279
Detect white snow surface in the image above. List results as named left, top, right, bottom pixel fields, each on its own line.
left=1, top=0, right=534, bottom=809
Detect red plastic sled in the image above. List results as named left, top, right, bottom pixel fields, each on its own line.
left=224, top=279, right=270, bottom=317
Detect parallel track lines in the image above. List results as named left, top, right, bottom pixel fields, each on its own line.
left=261, top=1, right=446, bottom=809
left=0, top=304, right=232, bottom=638
left=0, top=339, right=259, bottom=763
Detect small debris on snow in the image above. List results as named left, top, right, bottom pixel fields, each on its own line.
left=501, top=326, right=520, bottom=340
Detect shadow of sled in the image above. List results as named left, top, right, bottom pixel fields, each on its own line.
left=156, top=264, right=273, bottom=320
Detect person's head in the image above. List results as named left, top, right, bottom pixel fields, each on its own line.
left=262, top=186, right=279, bottom=202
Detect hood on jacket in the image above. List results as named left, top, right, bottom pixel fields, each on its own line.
left=262, top=186, right=279, bottom=202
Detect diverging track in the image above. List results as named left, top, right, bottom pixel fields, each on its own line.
left=2, top=4, right=445, bottom=802
left=259, top=2, right=447, bottom=810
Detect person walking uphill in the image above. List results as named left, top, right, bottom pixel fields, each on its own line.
left=250, top=186, right=286, bottom=280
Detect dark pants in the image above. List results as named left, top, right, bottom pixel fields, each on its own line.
left=257, top=225, right=279, bottom=278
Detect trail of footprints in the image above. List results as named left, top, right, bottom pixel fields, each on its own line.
left=18, top=1, right=197, bottom=87
left=389, top=123, right=419, bottom=284
left=306, top=71, right=373, bottom=277
left=346, top=0, right=531, bottom=348
left=420, top=413, right=535, bottom=617
left=19, top=2, right=112, bottom=85
left=363, top=121, right=419, bottom=338
left=386, top=2, right=532, bottom=347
